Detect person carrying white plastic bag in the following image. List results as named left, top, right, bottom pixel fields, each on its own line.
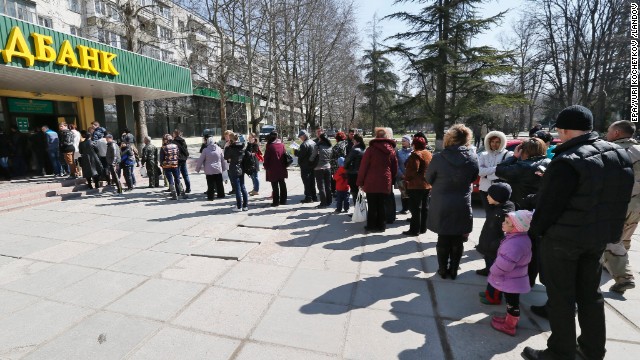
left=352, top=189, right=367, bottom=223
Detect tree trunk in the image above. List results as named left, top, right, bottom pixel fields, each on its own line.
left=134, top=101, right=148, bottom=150
left=434, top=0, right=450, bottom=150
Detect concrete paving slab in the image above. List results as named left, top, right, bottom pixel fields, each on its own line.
left=150, top=234, right=212, bottom=255
left=0, top=289, right=40, bottom=318
left=191, top=240, right=257, bottom=261
left=359, top=252, right=427, bottom=279
left=2, top=263, right=96, bottom=297
left=241, top=241, right=308, bottom=268
left=0, top=234, right=61, bottom=258
left=215, top=261, right=293, bottom=294
left=0, top=259, right=53, bottom=286
left=128, top=327, right=240, bottom=360
left=343, top=308, right=444, bottom=360
left=280, top=268, right=357, bottom=306
left=239, top=214, right=289, bottom=229
left=49, top=270, right=147, bottom=309
left=443, top=319, right=549, bottom=360
left=299, top=248, right=361, bottom=273
left=110, top=231, right=173, bottom=250
left=251, top=297, right=349, bottom=354
left=0, top=300, right=93, bottom=359
left=107, top=250, right=183, bottom=276
left=65, top=245, right=140, bottom=269
left=0, top=255, right=13, bottom=266
left=363, top=235, right=420, bottom=255
left=160, top=256, right=234, bottom=284
left=352, top=276, right=434, bottom=316
left=106, top=278, right=204, bottom=321
left=235, top=342, right=338, bottom=360
left=23, top=311, right=160, bottom=360
left=69, top=229, right=133, bottom=245
left=173, top=287, right=272, bottom=338
left=24, top=241, right=98, bottom=263
left=217, top=227, right=276, bottom=243
left=40, top=225, right=96, bottom=241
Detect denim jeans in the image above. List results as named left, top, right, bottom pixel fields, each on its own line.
left=164, top=167, right=180, bottom=186
left=122, top=165, right=135, bottom=189
left=47, top=149, right=62, bottom=175
left=335, top=190, right=349, bottom=212
left=249, top=171, right=259, bottom=192
left=230, top=174, right=248, bottom=209
left=178, top=160, right=190, bottom=191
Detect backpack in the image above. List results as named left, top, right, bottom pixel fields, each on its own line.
left=242, top=149, right=257, bottom=175
left=62, top=130, right=74, bottom=147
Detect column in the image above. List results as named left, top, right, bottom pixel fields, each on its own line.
left=115, top=95, right=135, bottom=136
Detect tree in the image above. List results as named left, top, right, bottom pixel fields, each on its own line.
left=359, top=15, right=399, bottom=135
left=387, top=0, right=520, bottom=148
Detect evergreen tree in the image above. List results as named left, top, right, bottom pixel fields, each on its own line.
left=387, top=0, right=522, bottom=148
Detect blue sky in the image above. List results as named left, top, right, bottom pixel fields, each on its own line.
left=353, top=0, right=526, bottom=72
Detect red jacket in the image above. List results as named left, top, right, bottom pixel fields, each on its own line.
left=333, top=166, right=349, bottom=191
left=356, top=138, right=398, bottom=194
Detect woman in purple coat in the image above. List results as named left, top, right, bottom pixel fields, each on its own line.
left=485, top=210, right=533, bottom=336
left=263, top=131, right=288, bottom=206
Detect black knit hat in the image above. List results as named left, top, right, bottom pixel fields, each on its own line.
left=488, top=183, right=512, bottom=203
left=553, top=105, right=593, bottom=131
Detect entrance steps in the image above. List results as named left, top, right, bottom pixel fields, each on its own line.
left=0, top=177, right=94, bottom=213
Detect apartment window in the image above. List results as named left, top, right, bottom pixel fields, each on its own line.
left=141, top=43, right=161, bottom=60
left=158, top=25, right=172, bottom=40
left=5, top=0, right=36, bottom=22
left=161, top=49, right=172, bottom=62
left=178, top=20, right=184, bottom=32
left=94, top=0, right=107, bottom=15
left=139, top=0, right=153, bottom=7
left=70, top=26, right=81, bottom=37
left=37, top=16, right=53, bottom=28
left=156, top=3, right=170, bottom=19
left=68, top=0, right=81, bottom=13
left=97, top=29, right=124, bottom=49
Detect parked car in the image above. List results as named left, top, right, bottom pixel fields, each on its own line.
left=325, top=128, right=337, bottom=138
left=259, top=125, right=276, bottom=142
left=471, top=137, right=561, bottom=198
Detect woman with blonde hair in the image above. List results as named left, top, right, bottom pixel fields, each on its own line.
left=426, top=124, right=479, bottom=279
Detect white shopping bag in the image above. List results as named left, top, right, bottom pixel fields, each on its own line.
left=140, top=166, right=148, bottom=178
left=222, top=170, right=229, bottom=183
left=352, top=190, right=367, bottom=223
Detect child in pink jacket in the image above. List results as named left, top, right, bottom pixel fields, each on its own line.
left=485, top=210, right=533, bottom=336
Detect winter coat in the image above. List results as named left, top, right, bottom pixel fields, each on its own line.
left=45, top=130, right=59, bottom=151
left=264, top=139, right=288, bottom=182
left=121, top=133, right=135, bottom=145
left=71, top=129, right=81, bottom=160
left=530, top=132, right=633, bottom=247
left=344, top=145, right=364, bottom=175
left=404, top=149, right=433, bottom=190
left=224, top=143, right=245, bottom=177
left=59, top=129, right=74, bottom=153
left=314, top=140, right=332, bottom=170
left=0, top=133, right=10, bottom=157
left=476, top=200, right=516, bottom=258
left=496, top=155, right=551, bottom=208
left=78, top=138, right=104, bottom=178
left=141, top=143, right=158, bottom=165
left=488, top=232, right=533, bottom=294
left=330, top=140, right=348, bottom=173
left=196, top=143, right=228, bottom=175
left=173, top=137, right=189, bottom=162
left=477, top=131, right=512, bottom=192
left=120, top=145, right=136, bottom=166
left=612, top=138, right=640, bottom=212
left=246, top=142, right=261, bottom=172
left=95, top=138, right=108, bottom=157
left=106, top=142, right=120, bottom=166
left=425, top=145, right=479, bottom=235
left=333, top=166, right=349, bottom=191
left=396, top=147, right=412, bottom=179
left=356, top=138, right=398, bottom=194
left=160, top=143, right=179, bottom=169
left=91, top=126, right=106, bottom=141
left=294, top=138, right=317, bottom=170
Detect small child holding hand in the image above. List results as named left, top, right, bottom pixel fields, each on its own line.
left=333, top=157, right=350, bottom=213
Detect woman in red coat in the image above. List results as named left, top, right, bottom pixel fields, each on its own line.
left=263, top=131, right=288, bottom=206
left=356, top=129, right=398, bottom=232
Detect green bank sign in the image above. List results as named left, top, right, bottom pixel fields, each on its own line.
left=7, top=98, right=53, bottom=114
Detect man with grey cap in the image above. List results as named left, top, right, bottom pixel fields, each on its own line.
left=523, top=106, right=633, bottom=360
left=294, top=130, right=318, bottom=203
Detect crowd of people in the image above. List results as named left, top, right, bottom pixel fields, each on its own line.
left=1, top=105, right=638, bottom=359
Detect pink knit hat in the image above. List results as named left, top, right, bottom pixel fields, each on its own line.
left=506, top=210, right=533, bottom=232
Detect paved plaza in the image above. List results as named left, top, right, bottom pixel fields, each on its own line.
left=0, top=171, right=639, bottom=359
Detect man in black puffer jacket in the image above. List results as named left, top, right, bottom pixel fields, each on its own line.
left=522, top=106, right=634, bottom=360
left=172, top=129, right=191, bottom=193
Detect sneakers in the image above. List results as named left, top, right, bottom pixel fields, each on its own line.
left=242, top=207, right=248, bottom=211
left=249, top=190, right=259, bottom=196
left=232, top=207, right=242, bottom=212
left=610, top=280, right=635, bottom=294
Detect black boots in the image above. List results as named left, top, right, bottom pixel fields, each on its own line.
left=436, top=246, right=450, bottom=279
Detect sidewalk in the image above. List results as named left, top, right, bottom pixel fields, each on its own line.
left=0, top=172, right=638, bottom=359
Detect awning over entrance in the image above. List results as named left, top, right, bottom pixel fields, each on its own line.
left=0, top=14, right=192, bottom=102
